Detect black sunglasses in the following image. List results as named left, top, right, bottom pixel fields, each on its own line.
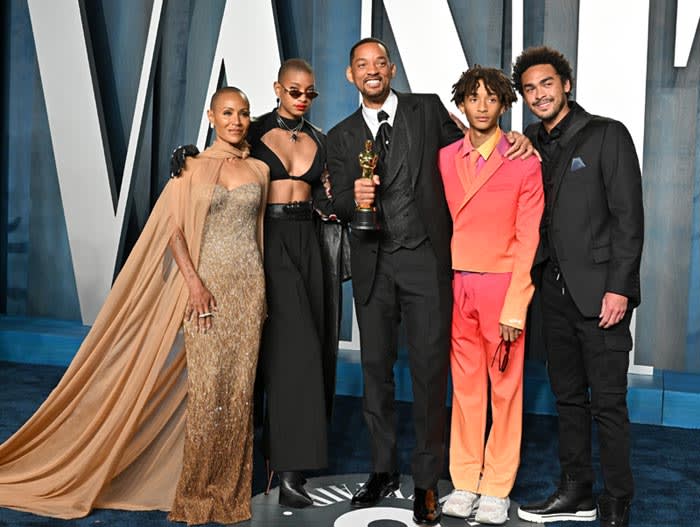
left=282, top=86, right=319, bottom=100
left=491, top=339, right=511, bottom=372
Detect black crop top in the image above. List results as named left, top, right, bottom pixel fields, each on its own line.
left=248, top=110, right=326, bottom=184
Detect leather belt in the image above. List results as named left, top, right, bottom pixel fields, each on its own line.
left=265, top=201, right=314, bottom=220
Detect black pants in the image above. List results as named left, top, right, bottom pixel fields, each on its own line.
left=541, top=261, right=634, bottom=499
left=260, top=215, right=327, bottom=471
left=354, top=241, right=452, bottom=489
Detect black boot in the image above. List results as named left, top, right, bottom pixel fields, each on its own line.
left=278, top=471, right=313, bottom=508
left=413, top=487, right=441, bottom=526
left=517, top=474, right=596, bottom=523
left=598, top=494, right=631, bottom=527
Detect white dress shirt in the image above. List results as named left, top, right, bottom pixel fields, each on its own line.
left=361, top=90, right=398, bottom=139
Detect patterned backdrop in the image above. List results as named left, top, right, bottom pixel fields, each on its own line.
left=1, top=0, right=699, bottom=373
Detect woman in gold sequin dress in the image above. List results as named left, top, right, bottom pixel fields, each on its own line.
left=167, top=87, right=268, bottom=524
left=0, top=87, right=269, bottom=526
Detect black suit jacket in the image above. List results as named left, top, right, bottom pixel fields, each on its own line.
left=527, top=103, right=644, bottom=317
left=326, top=92, right=462, bottom=304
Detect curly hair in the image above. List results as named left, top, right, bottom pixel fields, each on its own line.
left=512, top=46, right=573, bottom=96
left=451, top=65, right=517, bottom=110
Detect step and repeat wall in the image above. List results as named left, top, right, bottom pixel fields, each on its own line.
left=1, top=0, right=699, bottom=373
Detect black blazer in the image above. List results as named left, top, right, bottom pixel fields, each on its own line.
left=527, top=103, right=644, bottom=317
left=326, top=92, right=462, bottom=304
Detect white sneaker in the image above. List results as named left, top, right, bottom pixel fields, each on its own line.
left=442, top=489, right=479, bottom=518
left=475, top=495, right=510, bottom=525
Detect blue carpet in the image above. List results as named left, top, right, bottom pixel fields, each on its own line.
left=0, top=361, right=698, bottom=526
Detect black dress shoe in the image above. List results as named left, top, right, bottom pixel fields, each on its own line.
left=598, top=494, right=631, bottom=527
left=517, top=474, right=596, bottom=523
left=413, top=487, right=441, bottom=525
left=351, top=472, right=400, bottom=507
left=278, top=471, right=313, bottom=508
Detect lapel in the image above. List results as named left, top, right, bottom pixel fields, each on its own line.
left=381, top=92, right=413, bottom=188
left=343, top=107, right=372, bottom=154
left=454, top=140, right=471, bottom=192
left=455, top=134, right=505, bottom=216
left=548, top=104, right=593, bottom=208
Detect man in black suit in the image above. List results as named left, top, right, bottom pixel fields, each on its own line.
left=326, top=38, right=531, bottom=525
left=512, top=47, right=643, bottom=527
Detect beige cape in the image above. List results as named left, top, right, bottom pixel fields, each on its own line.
left=0, top=142, right=265, bottom=519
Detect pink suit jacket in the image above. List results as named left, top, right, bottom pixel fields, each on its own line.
left=438, top=133, right=544, bottom=329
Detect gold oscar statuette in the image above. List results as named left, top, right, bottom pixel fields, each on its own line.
left=351, top=139, right=381, bottom=231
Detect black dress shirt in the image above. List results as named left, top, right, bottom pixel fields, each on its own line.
left=535, top=102, right=580, bottom=264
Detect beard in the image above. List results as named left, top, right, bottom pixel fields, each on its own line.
left=534, top=96, right=568, bottom=125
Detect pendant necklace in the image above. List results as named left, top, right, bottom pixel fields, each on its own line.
left=276, top=113, right=305, bottom=142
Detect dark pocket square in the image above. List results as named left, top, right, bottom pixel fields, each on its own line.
left=571, top=156, right=586, bottom=171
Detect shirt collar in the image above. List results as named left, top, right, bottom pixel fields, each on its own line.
left=361, top=90, right=399, bottom=135
left=538, top=101, right=578, bottom=143
left=461, top=128, right=502, bottom=160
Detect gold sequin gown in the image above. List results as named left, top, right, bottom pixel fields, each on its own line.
left=169, top=182, right=265, bottom=525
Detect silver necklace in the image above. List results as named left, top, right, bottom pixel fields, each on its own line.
left=276, top=114, right=304, bottom=142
